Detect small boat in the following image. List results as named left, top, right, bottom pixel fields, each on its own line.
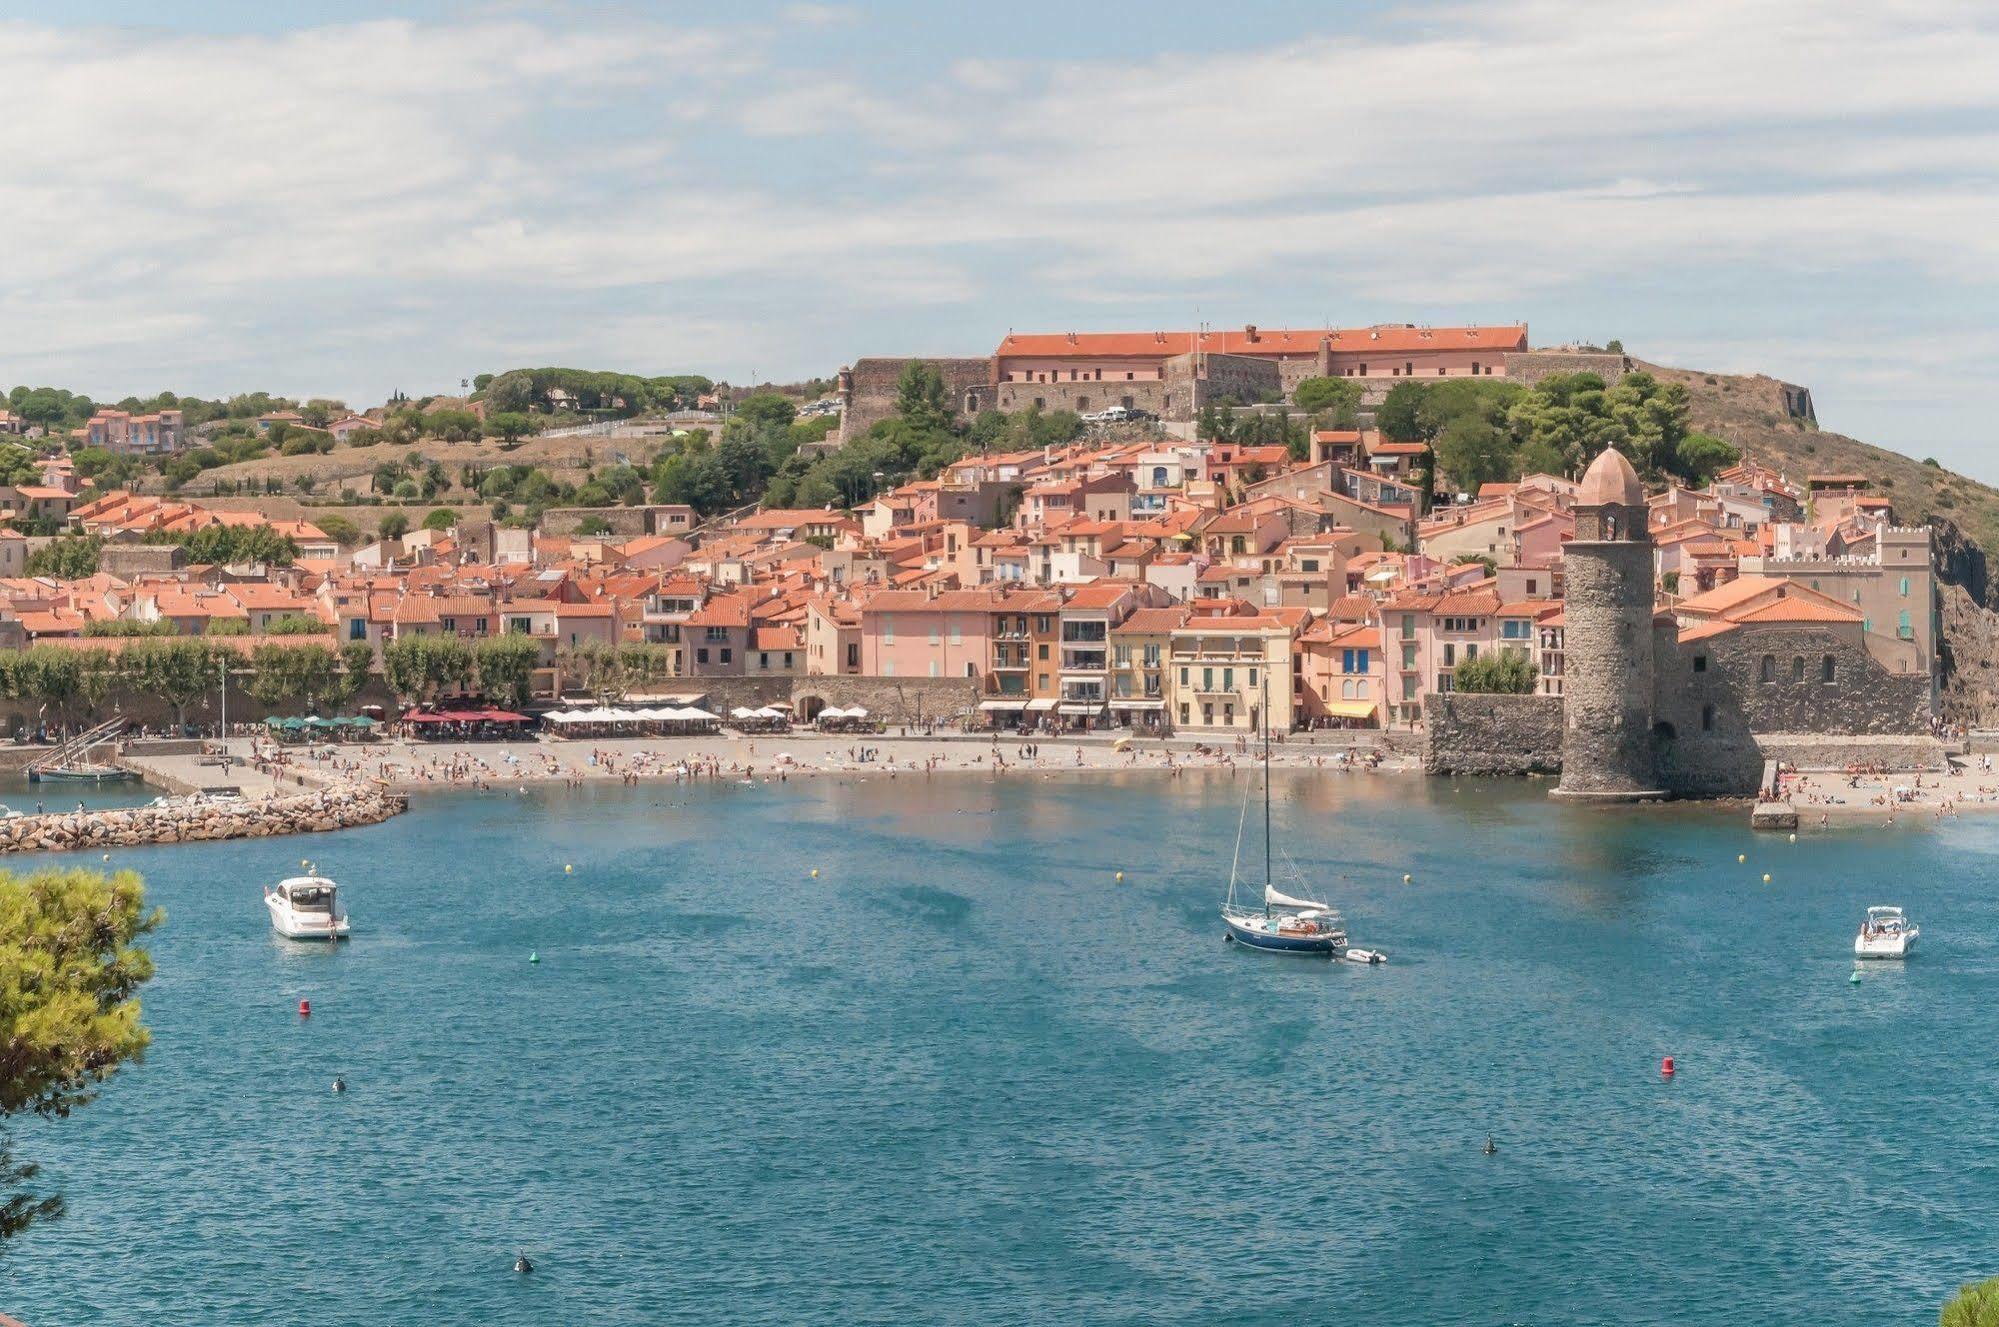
left=1219, top=676, right=1382, bottom=960
left=1854, top=905, right=1917, bottom=959
left=30, top=763, right=136, bottom=784
left=265, top=872, right=351, bottom=941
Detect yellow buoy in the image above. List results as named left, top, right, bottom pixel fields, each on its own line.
left=1788, top=833, right=1797, bottom=843
left=102, top=852, right=110, bottom=861
left=1116, top=871, right=1124, bottom=883
left=1762, top=873, right=1772, bottom=884
left=1737, top=854, right=1746, bottom=863
left=1402, top=873, right=1413, bottom=884
left=810, top=869, right=819, bottom=878
left=564, top=864, right=573, bottom=875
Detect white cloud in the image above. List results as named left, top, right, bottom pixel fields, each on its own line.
left=0, top=1, right=1995, bottom=467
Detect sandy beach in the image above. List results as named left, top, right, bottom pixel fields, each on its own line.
left=220, top=730, right=1419, bottom=794
left=1778, top=761, right=1998, bottom=825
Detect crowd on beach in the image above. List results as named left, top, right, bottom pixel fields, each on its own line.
left=243, top=731, right=1412, bottom=794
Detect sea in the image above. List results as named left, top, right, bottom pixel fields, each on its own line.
left=5, top=771, right=1997, bottom=1325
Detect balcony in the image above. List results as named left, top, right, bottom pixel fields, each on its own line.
left=1060, top=650, right=1107, bottom=672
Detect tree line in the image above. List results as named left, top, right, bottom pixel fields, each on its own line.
left=1375, top=371, right=1740, bottom=496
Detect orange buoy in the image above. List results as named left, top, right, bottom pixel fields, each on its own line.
left=1660, top=1055, right=1675, bottom=1076
left=299, top=999, right=312, bottom=1017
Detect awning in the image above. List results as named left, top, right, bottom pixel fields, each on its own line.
left=1025, top=698, right=1059, bottom=712
left=1108, top=698, right=1165, bottom=709
left=1320, top=699, right=1378, bottom=720
left=1058, top=702, right=1105, bottom=715
left=978, top=699, right=1028, bottom=711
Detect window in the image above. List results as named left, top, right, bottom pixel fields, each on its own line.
left=1466, top=644, right=1479, bottom=662
left=349, top=619, right=367, bottom=641
left=696, top=648, right=709, bottom=664
left=1759, top=654, right=1775, bottom=682
left=1701, top=703, right=1715, bottom=731
left=1822, top=654, right=1837, bottom=683
left=1898, top=610, right=1913, bottom=639
left=1401, top=676, right=1417, bottom=701
left=929, top=624, right=940, bottom=645
left=759, top=652, right=770, bottom=669
left=1443, top=643, right=1456, bottom=666
left=719, top=649, right=731, bottom=664
left=1247, top=668, right=1257, bottom=688
left=1693, top=655, right=1707, bottom=673
left=1792, top=656, right=1805, bottom=683
left=1179, top=702, right=1190, bottom=724
left=1402, top=643, right=1417, bottom=669
left=1203, top=667, right=1215, bottom=691
left=1401, top=615, right=1415, bottom=639
left=845, top=642, right=859, bottom=669
left=1038, top=643, right=1049, bottom=661
left=949, top=624, right=961, bottom=645
left=1899, top=576, right=1910, bottom=597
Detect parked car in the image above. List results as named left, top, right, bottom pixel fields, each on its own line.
left=1081, top=405, right=1133, bottom=424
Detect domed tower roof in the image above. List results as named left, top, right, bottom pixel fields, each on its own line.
left=1577, top=447, right=1643, bottom=507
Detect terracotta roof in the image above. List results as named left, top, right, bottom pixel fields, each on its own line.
left=996, top=325, right=1527, bottom=360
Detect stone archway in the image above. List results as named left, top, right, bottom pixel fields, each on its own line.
left=795, top=695, right=827, bottom=722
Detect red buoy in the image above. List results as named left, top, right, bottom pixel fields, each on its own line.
left=299, top=999, right=312, bottom=1017
left=1660, top=1055, right=1675, bottom=1076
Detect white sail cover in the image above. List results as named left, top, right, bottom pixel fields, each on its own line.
left=1265, top=884, right=1326, bottom=911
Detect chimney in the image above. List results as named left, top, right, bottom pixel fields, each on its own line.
left=1244, top=324, right=1258, bottom=342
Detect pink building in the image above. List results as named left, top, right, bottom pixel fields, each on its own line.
left=859, top=588, right=1000, bottom=680
left=1380, top=585, right=1502, bottom=727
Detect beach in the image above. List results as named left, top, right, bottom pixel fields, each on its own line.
left=225, top=730, right=1420, bottom=793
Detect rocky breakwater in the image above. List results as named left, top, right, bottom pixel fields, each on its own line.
left=0, top=784, right=407, bottom=855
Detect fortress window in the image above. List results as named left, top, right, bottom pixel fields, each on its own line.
left=1792, top=656, right=1805, bottom=683
left=1899, top=576, right=1910, bottom=596
left=1693, top=655, right=1707, bottom=672
left=1702, top=704, right=1715, bottom=731
left=1822, top=655, right=1837, bottom=683
left=1759, top=654, right=1775, bottom=682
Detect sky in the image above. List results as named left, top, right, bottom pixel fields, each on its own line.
left=1, top=1, right=1995, bottom=472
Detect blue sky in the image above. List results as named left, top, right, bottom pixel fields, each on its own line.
left=1, top=2, right=1995, bottom=473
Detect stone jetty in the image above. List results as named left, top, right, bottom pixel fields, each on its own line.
left=0, top=784, right=407, bottom=855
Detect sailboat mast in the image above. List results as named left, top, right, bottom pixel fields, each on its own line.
left=1262, top=669, right=1272, bottom=910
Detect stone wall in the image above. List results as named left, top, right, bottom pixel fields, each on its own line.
left=0, top=677, right=404, bottom=739
left=1507, top=350, right=1634, bottom=385
left=838, top=357, right=995, bottom=444
left=0, top=783, right=406, bottom=855
left=1422, top=693, right=1564, bottom=775
left=540, top=506, right=687, bottom=538
left=994, top=377, right=1176, bottom=420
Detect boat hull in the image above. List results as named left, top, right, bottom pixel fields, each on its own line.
left=266, top=898, right=349, bottom=942
left=1223, top=914, right=1342, bottom=955
left=1854, top=935, right=1915, bottom=960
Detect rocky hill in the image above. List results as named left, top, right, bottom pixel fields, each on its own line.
left=1648, top=361, right=1999, bottom=723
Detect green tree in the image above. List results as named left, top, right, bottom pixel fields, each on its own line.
left=329, top=641, right=374, bottom=711
left=1453, top=650, right=1539, bottom=694
left=421, top=508, right=458, bottom=533
left=1433, top=417, right=1517, bottom=494
left=246, top=642, right=338, bottom=708
left=1943, top=1278, right=1999, bottom=1327
left=1292, top=377, right=1362, bottom=419
left=381, top=635, right=474, bottom=705
left=1675, top=432, right=1741, bottom=486
left=484, top=412, right=534, bottom=446
left=1375, top=381, right=1430, bottom=442
left=315, top=515, right=361, bottom=546
left=893, top=362, right=951, bottom=434
left=123, top=639, right=220, bottom=730
left=24, top=537, right=101, bottom=580
left=0, top=866, right=158, bottom=1246
left=733, top=393, right=797, bottom=431
left=473, top=634, right=541, bottom=710
left=376, top=513, right=411, bottom=541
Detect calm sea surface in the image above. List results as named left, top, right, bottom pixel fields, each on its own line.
left=6, top=772, right=1998, bottom=1325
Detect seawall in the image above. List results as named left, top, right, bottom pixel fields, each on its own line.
left=0, top=784, right=407, bottom=856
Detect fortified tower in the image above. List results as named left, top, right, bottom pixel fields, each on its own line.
left=1552, top=448, right=1665, bottom=800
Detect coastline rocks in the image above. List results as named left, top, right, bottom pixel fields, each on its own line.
left=0, top=784, right=407, bottom=856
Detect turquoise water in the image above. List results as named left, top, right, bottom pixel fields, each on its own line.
left=6, top=772, right=1999, bottom=1324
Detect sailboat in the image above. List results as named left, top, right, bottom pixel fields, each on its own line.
left=1220, top=675, right=1354, bottom=956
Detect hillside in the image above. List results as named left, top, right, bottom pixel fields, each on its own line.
left=1653, top=361, right=1999, bottom=723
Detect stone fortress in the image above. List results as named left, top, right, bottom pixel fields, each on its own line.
left=1551, top=449, right=1936, bottom=799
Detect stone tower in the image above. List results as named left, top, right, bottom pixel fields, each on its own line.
left=1553, top=448, right=1665, bottom=800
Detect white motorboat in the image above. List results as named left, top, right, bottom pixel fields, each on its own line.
left=265, top=872, right=350, bottom=941
left=1854, top=905, right=1916, bottom=960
